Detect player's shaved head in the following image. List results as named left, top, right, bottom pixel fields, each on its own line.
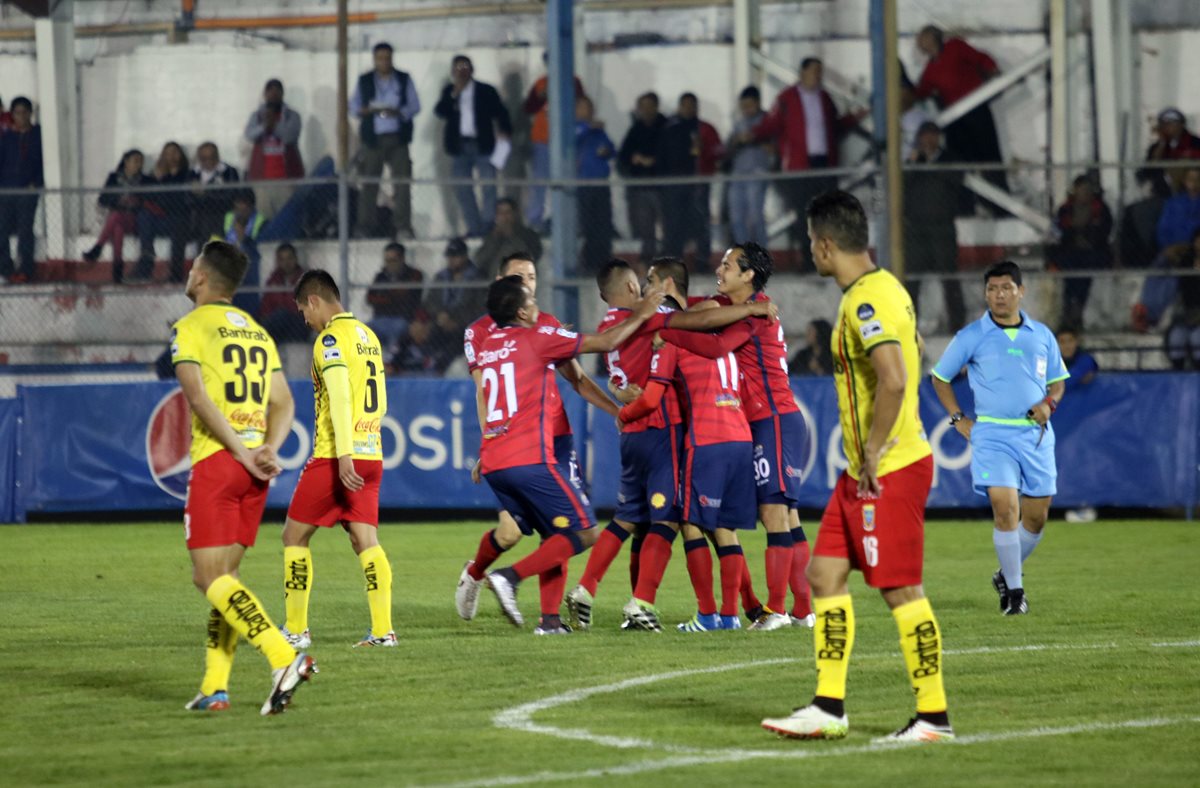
left=294, top=269, right=341, bottom=303
left=596, top=258, right=635, bottom=299
left=730, top=242, right=774, bottom=291
left=807, top=190, right=869, bottom=254
left=648, top=256, right=689, bottom=297
left=488, top=275, right=531, bottom=325
left=196, top=240, right=248, bottom=294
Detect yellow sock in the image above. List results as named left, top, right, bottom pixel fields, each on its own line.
left=199, top=607, right=238, bottom=696
left=206, top=574, right=295, bottom=671
left=283, top=546, right=313, bottom=633
left=812, top=594, right=855, bottom=700
left=892, top=597, right=949, bottom=714
left=359, top=545, right=393, bottom=635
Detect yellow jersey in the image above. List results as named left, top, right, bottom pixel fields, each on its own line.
left=170, top=302, right=282, bottom=464
left=311, top=312, right=387, bottom=460
left=831, top=268, right=931, bottom=479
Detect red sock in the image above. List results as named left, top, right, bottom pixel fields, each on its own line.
left=468, top=529, right=504, bottom=581
left=765, top=532, right=795, bottom=613
left=717, top=548, right=743, bottom=617
left=683, top=538, right=716, bottom=615
left=738, top=553, right=762, bottom=612
left=539, top=560, right=569, bottom=616
left=789, top=536, right=812, bottom=618
left=512, top=534, right=579, bottom=580
left=633, top=529, right=675, bottom=604
left=629, top=536, right=643, bottom=593
left=578, top=526, right=626, bottom=596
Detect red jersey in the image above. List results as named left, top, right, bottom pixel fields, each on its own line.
left=476, top=323, right=583, bottom=473
left=660, top=293, right=798, bottom=423
left=654, top=343, right=750, bottom=448
left=465, top=310, right=571, bottom=437
left=599, top=308, right=679, bottom=433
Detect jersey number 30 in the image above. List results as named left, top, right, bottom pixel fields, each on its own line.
left=482, top=362, right=517, bottom=422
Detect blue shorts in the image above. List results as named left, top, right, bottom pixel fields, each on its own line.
left=615, top=425, right=683, bottom=525
left=485, top=461, right=596, bottom=538
left=970, top=421, right=1057, bottom=498
left=680, top=441, right=757, bottom=532
left=751, top=412, right=807, bottom=506
left=553, top=434, right=583, bottom=490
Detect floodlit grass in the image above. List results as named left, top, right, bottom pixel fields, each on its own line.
left=0, top=519, right=1197, bottom=786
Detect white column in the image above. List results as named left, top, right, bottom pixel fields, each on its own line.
left=1049, top=0, right=1070, bottom=207
left=34, top=0, right=79, bottom=260
left=1090, top=0, right=1121, bottom=200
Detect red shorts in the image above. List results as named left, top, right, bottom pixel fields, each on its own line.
left=286, top=457, right=383, bottom=527
left=184, top=450, right=269, bottom=550
left=813, top=455, right=933, bottom=588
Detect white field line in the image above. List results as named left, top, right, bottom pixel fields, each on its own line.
left=420, top=639, right=1199, bottom=788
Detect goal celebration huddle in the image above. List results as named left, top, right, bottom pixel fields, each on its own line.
left=171, top=190, right=1068, bottom=744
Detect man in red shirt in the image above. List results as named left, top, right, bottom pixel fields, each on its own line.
left=915, top=26, right=1007, bottom=204
left=565, top=258, right=775, bottom=631
left=656, top=243, right=814, bottom=631
left=746, top=58, right=864, bottom=263
left=478, top=277, right=662, bottom=633
left=457, top=252, right=621, bottom=630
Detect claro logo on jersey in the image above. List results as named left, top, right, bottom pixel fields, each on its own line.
left=478, top=340, right=517, bottom=365
left=146, top=389, right=192, bottom=500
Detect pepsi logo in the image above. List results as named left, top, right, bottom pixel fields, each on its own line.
left=146, top=389, right=192, bottom=500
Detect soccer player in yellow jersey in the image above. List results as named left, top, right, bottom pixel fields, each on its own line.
left=280, top=270, right=395, bottom=648
left=172, top=240, right=316, bottom=716
left=762, top=191, right=953, bottom=743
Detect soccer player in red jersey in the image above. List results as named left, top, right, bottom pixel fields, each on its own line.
left=566, top=258, right=776, bottom=631
left=617, top=259, right=766, bottom=632
left=479, top=276, right=664, bottom=631
left=656, top=243, right=814, bottom=631
left=457, top=252, right=618, bottom=624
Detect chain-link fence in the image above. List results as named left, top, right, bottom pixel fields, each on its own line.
left=3, top=159, right=1200, bottom=390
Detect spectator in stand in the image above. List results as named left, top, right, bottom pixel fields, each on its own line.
left=426, top=237, right=485, bottom=344
left=85, top=149, right=149, bottom=283
left=222, top=189, right=266, bottom=314
left=900, top=78, right=932, bottom=160
left=1156, top=167, right=1200, bottom=253
left=1165, top=228, right=1200, bottom=371
left=475, top=197, right=542, bottom=276
left=244, top=78, right=304, bottom=219
left=0, top=97, right=12, bottom=131
left=434, top=55, right=513, bottom=238
left=915, top=25, right=1007, bottom=212
left=575, top=94, right=615, bottom=273
left=189, top=141, right=239, bottom=247
left=389, top=309, right=449, bottom=375
left=618, top=91, right=667, bottom=263
left=745, top=57, right=865, bottom=262
left=1145, top=107, right=1200, bottom=195
left=0, top=97, right=44, bottom=284
left=904, top=121, right=965, bottom=332
left=1050, top=175, right=1113, bottom=329
left=351, top=42, right=420, bottom=239
left=523, top=53, right=586, bottom=234
left=367, top=241, right=424, bottom=351
left=727, top=85, right=771, bottom=247
left=658, top=92, right=722, bottom=263
left=790, top=318, right=835, bottom=377
left=1122, top=168, right=1166, bottom=271
left=133, top=141, right=190, bottom=283
left=1056, top=327, right=1098, bottom=392
left=258, top=242, right=308, bottom=343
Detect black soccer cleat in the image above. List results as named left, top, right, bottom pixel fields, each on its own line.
left=1002, top=588, right=1029, bottom=616
left=992, top=569, right=1009, bottom=611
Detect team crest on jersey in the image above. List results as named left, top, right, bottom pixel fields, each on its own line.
left=464, top=327, right=474, bottom=341
left=322, top=334, right=337, bottom=347
left=862, top=504, right=876, bottom=532
left=225, top=311, right=248, bottom=328
left=857, top=303, right=875, bottom=320
left=650, top=492, right=667, bottom=509
left=1036, top=356, right=1048, bottom=378
left=356, top=326, right=370, bottom=343
left=553, top=516, right=571, bottom=529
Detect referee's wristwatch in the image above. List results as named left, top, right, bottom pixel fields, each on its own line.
left=949, top=411, right=965, bottom=426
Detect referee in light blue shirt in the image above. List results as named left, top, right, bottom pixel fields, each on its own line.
left=931, top=261, right=1069, bottom=616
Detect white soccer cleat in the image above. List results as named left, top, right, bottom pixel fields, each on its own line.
left=486, top=571, right=524, bottom=627
left=789, top=613, right=816, bottom=629
left=280, top=626, right=312, bottom=650
left=261, top=653, right=317, bottom=716
left=747, top=611, right=792, bottom=631
left=565, top=584, right=593, bottom=631
left=621, top=598, right=663, bottom=632
left=875, top=716, right=956, bottom=743
left=456, top=561, right=482, bottom=621
left=761, top=704, right=849, bottom=739
left=353, top=631, right=398, bottom=647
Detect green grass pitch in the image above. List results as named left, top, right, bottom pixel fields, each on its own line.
left=1, top=519, right=1197, bottom=786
